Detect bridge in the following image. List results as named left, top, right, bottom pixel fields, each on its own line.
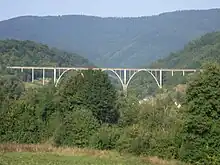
left=7, top=66, right=200, bottom=93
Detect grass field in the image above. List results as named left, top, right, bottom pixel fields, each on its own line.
left=0, top=144, right=186, bottom=165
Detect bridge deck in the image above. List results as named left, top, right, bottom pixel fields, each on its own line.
left=6, top=66, right=199, bottom=72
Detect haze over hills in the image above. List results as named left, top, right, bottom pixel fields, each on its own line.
left=0, top=9, right=220, bottom=67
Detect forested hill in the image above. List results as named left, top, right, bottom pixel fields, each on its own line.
left=0, top=40, right=93, bottom=71
left=151, top=31, right=220, bottom=69
left=0, top=9, right=220, bottom=67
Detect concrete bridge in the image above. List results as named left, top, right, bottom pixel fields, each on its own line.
left=7, top=66, right=200, bottom=92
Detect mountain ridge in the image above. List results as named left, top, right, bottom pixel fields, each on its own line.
left=1, top=8, right=220, bottom=67
left=2, top=8, right=220, bottom=21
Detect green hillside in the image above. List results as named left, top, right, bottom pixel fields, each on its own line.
left=0, top=39, right=93, bottom=71
left=151, top=31, right=220, bottom=69
left=0, top=9, right=220, bottom=67
left=130, top=31, right=220, bottom=98
left=0, top=39, right=94, bottom=87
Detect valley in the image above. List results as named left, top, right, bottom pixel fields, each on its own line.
left=1, top=9, right=220, bottom=165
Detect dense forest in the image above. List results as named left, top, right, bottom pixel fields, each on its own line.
left=151, top=31, right=220, bottom=68
left=0, top=9, right=220, bottom=67
left=0, top=39, right=93, bottom=69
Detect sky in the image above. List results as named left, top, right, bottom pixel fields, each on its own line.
left=1, top=0, right=220, bottom=21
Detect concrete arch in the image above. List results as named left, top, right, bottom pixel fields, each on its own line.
left=55, top=68, right=76, bottom=87
left=126, top=69, right=161, bottom=88
left=102, top=69, right=124, bottom=90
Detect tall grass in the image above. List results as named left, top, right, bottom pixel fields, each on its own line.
left=0, top=144, right=187, bottom=165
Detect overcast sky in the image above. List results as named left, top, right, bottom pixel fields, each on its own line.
left=1, top=0, right=220, bottom=21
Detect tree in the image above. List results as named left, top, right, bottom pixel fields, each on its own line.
left=55, top=107, right=99, bottom=147
left=59, top=70, right=119, bottom=124
left=179, top=63, right=220, bottom=164
left=0, top=75, right=24, bottom=103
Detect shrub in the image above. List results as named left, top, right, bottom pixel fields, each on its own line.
left=54, top=107, right=100, bottom=147
left=89, top=124, right=122, bottom=150
left=0, top=94, right=45, bottom=143
left=116, top=124, right=151, bottom=155
left=179, top=63, right=220, bottom=164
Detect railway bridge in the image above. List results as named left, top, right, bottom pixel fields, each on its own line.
left=7, top=66, right=200, bottom=92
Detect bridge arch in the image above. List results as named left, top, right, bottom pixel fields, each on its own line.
left=102, top=69, right=124, bottom=90
left=55, top=68, right=77, bottom=87
left=55, top=68, right=125, bottom=89
left=126, top=69, right=161, bottom=88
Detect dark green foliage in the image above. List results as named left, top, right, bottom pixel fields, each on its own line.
left=55, top=108, right=99, bottom=147
left=89, top=125, right=122, bottom=150
left=126, top=97, right=182, bottom=158
left=0, top=84, right=59, bottom=144
left=179, top=63, right=220, bottom=164
left=116, top=124, right=151, bottom=155
left=0, top=90, right=44, bottom=143
left=0, top=75, right=25, bottom=102
left=1, top=9, right=220, bottom=67
left=152, top=32, right=220, bottom=69
left=131, top=31, right=220, bottom=99
left=116, top=95, right=140, bottom=127
left=0, top=39, right=93, bottom=68
left=59, top=70, right=119, bottom=124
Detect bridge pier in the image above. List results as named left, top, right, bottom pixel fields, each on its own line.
left=159, top=69, right=163, bottom=89
left=42, top=69, right=45, bottom=85
left=53, top=68, right=56, bottom=84
left=122, top=84, right=128, bottom=96
left=31, top=68, right=34, bottom=83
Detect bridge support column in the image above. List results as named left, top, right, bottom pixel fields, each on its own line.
left=123, top=69, right=127, bottom=85
left=42, top=69, right=45, bottom=85
left=159, top=69, right=163, bottom=88
left=53, top=68, right=56, bottom=84
left=32, top=68, right=34, bottom=83
left=122, top=84, right=128, bottom=96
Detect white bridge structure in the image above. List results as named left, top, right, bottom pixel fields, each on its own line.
left=7, top=66, right=200, bottom=92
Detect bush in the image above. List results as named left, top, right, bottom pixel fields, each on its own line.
left=116, top=124, right=151, bottom=155
left=0, top=93, right=45, bottom=143
left=115, top=96, right=183, bottom=158
left=54, top=107, right=100, bottom=147
left=116, top=95, right=140, bottom=127
left=179, top=63, right=220, bottom=164
left=89, top=125, right=122, bottom=150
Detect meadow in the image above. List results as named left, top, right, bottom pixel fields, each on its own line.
left=0, top=144, right=186, bottom=165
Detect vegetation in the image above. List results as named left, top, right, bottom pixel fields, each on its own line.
left=129, top=31, right=220, bottom=99
left=1, top=31, right=220, bottom=165
left=0, top=39, right=93, bottom=73
left=3, top=61, right=218, bottom=164
left=179, top=63, right=220, bottom=164
left=151, top=31, right=220, bottom=69
left=1, top=9, right=220, bottom=67
left=0, top=144, right=185, bottom=165
left=0, top=39, right=92, bottom=66
left=0, top=39, right=94, bottom=89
